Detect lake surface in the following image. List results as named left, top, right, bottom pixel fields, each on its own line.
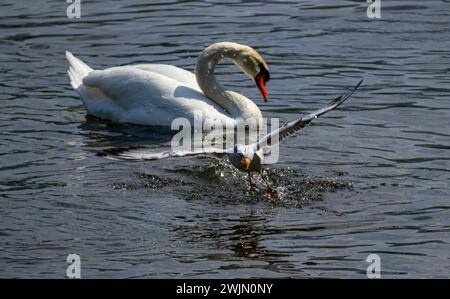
left=1, top=0, right=449, bottom=278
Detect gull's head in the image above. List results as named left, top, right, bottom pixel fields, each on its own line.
left=233, top=45, right=270, bottom=102
left=227, top=145, right=256, bottom=172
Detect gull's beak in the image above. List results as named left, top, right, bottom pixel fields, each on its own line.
left=242, top=157, right=251, bottom=170
left=254, top=64, right=270, bottom=102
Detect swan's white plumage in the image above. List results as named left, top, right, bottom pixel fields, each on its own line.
left=132, top=64, right=199, bottom=88
left=66, top=53, right=234, bottom=126
left=66, top=51, right=92, bottom=89
left=65, top=43, right=266, bottom=127
left=81, top=66, right=234, bottom=126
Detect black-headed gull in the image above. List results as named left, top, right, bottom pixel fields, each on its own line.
left=99, top=80, right=362, bottom=193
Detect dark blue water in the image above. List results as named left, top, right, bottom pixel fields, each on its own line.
left=1, top=0, right=449, bottom=278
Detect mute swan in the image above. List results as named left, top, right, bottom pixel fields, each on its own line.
left=66, top=42, right=270, bottom=127
left=99, top=80, right=362, bottom=193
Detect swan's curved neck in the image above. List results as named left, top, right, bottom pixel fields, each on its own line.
left=195, top=43, right=259, bottom=120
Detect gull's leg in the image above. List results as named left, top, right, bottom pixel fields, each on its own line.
left=260, top=170, right=277, bottom=194
left=248, top=172, right=257, bottom=190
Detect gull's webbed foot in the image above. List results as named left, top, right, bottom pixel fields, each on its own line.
left=260, top=170, right=277, bottom=195
left=266, top=185, right=277, bottom=195
left=248, top=173, right=257, bottom=190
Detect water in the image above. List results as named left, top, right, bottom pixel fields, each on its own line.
left=1, top=0, right=449, bottom=278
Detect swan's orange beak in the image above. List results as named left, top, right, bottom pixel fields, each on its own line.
left=255, top=64, right=270, bottom=102
left=241, top=157, right=251, bottom=170
left=255, top=74, right=268, bottom=102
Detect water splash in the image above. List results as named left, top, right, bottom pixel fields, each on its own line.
left=111, top=158, right=353, bottom=207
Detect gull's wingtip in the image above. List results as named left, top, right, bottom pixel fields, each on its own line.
left=356, top=79, right=363, bottom=88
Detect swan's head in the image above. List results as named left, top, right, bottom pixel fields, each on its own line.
left=234, top=46, right=271, bottom=102
left=199, top=42, right=271, bottom=102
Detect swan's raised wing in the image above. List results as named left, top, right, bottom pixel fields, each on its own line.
left=132, top=64, right=199, bottom=89
left=83, top=66, right=200, bottom=110
left=97, top=145, right=230, bottom=161
left=81, top=66, right=232, bottom=126
left=257, top=80, right=362, bottom=149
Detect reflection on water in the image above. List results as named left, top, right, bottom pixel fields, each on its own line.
left=1, top=0, right=450, bottom=278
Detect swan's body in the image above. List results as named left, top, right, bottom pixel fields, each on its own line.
left=66, top=42, right=270, bottom=127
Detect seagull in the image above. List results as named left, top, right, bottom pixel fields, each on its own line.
left=99, top=80, right=362, bottom=193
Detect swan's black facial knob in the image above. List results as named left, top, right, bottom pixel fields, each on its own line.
left=255, top=63, right=270, bottom=101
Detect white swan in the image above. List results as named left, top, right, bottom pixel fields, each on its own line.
left=66, top=42, right=270, bottom=127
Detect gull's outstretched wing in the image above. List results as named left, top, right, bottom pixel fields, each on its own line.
left=257, top=80, right=362, bottom=149
left=97, top=145, right=230, bottom=161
